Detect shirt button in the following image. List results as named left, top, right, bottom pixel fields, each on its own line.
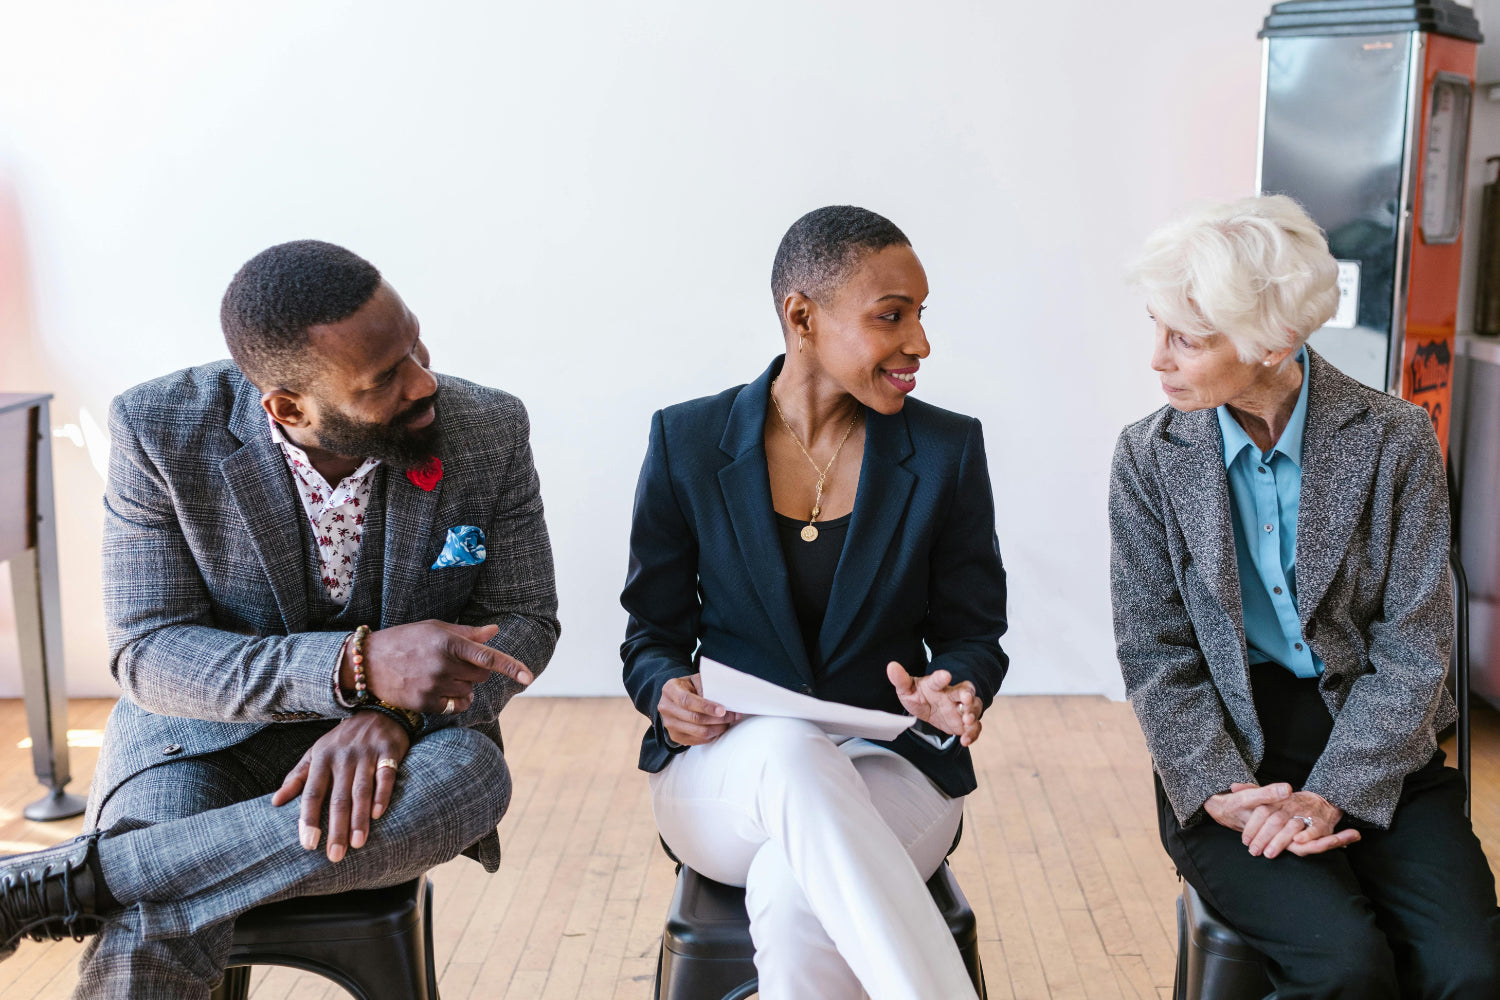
left=162, top=743, right=183, bottom=756
left=1273, top=586, right=1283, bottom=595
left=1264, top=524, right=1274, bottom=532
left=1258, top=466, right=1267, bottom=474
left=1294, top=643, right=1304, bottom=651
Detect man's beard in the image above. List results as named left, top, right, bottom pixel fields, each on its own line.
left=314, top=388, right=441, bottom=470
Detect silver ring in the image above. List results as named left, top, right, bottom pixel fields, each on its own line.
left=376, top=757, right=399, bottom=772
left=442, top=697, right=456, bottom=715
left=1293, top=815, right=1315, bottom=828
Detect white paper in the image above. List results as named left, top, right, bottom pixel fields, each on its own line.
left=698, top=657, right=917, bottom=742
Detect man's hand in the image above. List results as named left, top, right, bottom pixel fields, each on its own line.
left=1242, top=788, right=1360, bottom=859
left=657, top=674, right=739, bottom=746
left=272, top=712, right=411, bottom=863
left=341, top=620, right=534, bottom=714
left=887, top=662, right=984, bottom=747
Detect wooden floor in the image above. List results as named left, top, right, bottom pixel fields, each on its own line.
left=0, top=696, right=1495, bottom=1000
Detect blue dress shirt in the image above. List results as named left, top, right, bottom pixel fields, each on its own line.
left=1216, top=350, right=1322, bottom=678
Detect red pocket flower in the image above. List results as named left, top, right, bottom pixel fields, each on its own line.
left=406, top=456, right=443, bottom=492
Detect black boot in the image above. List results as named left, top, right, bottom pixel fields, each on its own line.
left=0, top=833, right=112, bottom=959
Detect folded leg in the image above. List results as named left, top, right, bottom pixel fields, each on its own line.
left=650, top=716, right=973, bottom=1000
left=98, top=724, right=509, bottom=940
left=74, top=743, right=267, bottom=999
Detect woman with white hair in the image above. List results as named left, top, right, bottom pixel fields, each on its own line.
left=1110, top=195, right=1499, bottom=998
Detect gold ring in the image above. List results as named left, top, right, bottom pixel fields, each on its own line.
left=376, top=757, right=399, bottom=771
left=443, top=697, right=456, bottom=715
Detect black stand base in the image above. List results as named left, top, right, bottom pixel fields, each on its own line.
left=24, top=788, right=87, bottom=822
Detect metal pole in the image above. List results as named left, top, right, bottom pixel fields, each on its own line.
left=14, top=398, right=84, bottom=821
left=1451, top=549, right=1472, bottom=818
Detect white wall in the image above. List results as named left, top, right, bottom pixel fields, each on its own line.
left=0, top=0, right=1278, bottom=699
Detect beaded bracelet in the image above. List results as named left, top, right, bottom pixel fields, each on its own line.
left=349, top=625, right=372, bottom=704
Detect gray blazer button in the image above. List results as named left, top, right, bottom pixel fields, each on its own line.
left=162, top=743, right=183, bottom=755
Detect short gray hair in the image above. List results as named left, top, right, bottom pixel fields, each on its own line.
left=1129, top=195, right=1340, bottom=364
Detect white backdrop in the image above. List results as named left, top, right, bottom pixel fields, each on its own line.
left=0, top=0, right=1331, bottom=698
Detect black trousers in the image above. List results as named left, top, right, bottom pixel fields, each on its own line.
left=1158, top=663, right=1500, bottom=1000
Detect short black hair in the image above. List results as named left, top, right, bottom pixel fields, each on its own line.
left=221, top=239, right=382, bottom=390
left=770, top=206, right=910, bottom=326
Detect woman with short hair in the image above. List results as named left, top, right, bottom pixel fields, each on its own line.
left=621, top=205, right=1007, bottom=999
left=1111, top=194, right=1500, bottom=998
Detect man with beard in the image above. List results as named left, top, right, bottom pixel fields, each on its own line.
left=0, top=240, right=559, bottom=997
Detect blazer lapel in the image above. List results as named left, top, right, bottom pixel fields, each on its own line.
left=1158, top=407, right=1245, bottom=634
left=818, top=407, right=915, bottom=663
left=1296, top=351, right=1378, bottom=622
left=221, top=379, right=309, bottom=634
left=718, top=358, right=816, bottom=684
left=381, top=458, right=443, bottom=629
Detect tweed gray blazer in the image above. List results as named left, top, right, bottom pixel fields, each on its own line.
left=90, top=361, right=560, bottom=870
left=1110, top=349, right=1455, bottom=829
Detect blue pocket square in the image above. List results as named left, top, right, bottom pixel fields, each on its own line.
left=432, top=526, right=487, bottom=569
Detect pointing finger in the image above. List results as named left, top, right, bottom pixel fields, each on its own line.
left=451, top=637, right=534, bottom=684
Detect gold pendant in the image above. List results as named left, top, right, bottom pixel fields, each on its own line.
left=800, top=524, right=819, bottom=542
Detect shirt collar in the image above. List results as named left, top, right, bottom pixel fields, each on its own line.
left=1216, top=347, right=1310, bottom=469
left=266, top=416, right=380, bottom=485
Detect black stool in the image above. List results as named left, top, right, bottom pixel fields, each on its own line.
left=208, top=877, right=438, bottom=1000
left=654, top=849, right=987, bottom=999
left=1173, top=882, right=1273, bottom=1000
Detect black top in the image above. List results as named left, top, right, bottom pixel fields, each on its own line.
left=774, top=511, right=852, bottom=676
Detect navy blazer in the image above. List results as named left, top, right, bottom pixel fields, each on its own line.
left=620, top=357, right=1009, bottom=797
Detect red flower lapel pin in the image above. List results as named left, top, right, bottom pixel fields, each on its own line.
left=406, top=456, right=443, bottom=492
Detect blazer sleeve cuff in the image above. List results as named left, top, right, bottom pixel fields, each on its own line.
left=1158, top=761, right=1256, bottom=828
left=644, top=665, right=695, bottom=754
left=1301, top=773, right=1400, bottom=829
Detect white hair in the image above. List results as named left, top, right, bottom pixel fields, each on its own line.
left=1129, top=195, right=1341, bottom=365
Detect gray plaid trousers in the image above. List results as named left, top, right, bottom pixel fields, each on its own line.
left=74, top=722, right=509, bottom=999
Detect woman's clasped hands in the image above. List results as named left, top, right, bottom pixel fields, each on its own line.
left=1204, top=782, right=1361, bottom=859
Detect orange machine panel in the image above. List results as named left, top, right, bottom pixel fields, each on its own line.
left=1402, top=32, right=1478, bottom=455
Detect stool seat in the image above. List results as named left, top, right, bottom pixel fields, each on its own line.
left=209, top=877, right=438, bottom=1000
left=1175, top=881, right=1274, bottom=1000
left=657, top=863, right=986, bottom=999
left=664, top=867, right=758, bottom=962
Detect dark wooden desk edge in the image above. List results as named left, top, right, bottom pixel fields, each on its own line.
left=0, top=393, right=54, bottom=416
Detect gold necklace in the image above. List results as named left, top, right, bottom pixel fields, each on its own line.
left=770, top=377, right=861, bottom=542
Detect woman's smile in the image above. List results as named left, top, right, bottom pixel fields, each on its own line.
left=883, top=366, right=918, bottom=393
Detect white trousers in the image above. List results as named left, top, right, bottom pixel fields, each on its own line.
left=649, top=715, right=978, bottom=1000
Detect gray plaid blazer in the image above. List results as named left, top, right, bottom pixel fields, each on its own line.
left=1110, top=349, right=1455, bottom=829
left=90, top=361, right=559, bottom=870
